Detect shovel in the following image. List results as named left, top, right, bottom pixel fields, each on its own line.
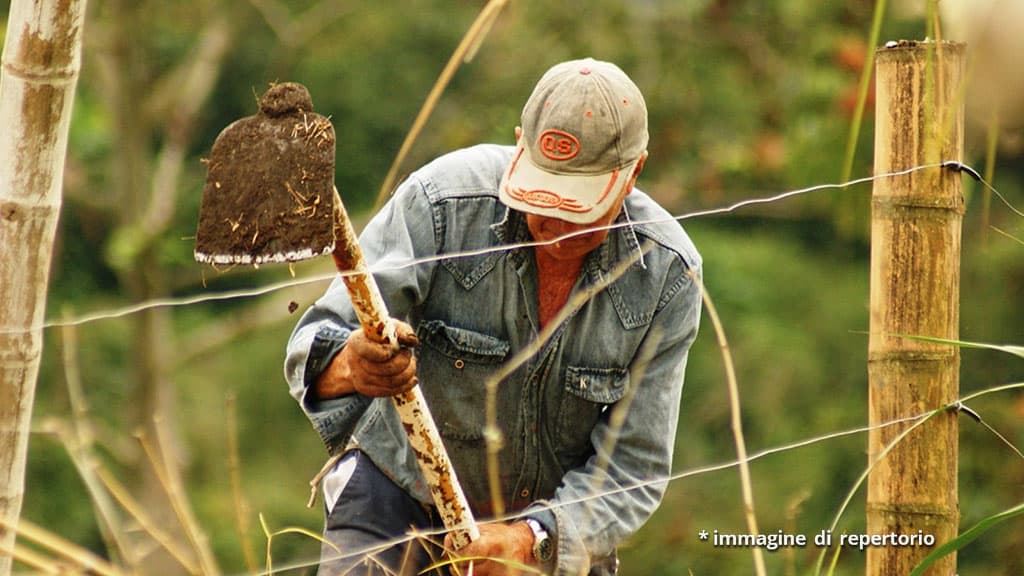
left=194, top=82, right=480, bottom=549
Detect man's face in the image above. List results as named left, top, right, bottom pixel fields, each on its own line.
left=525, top=192, right=627, bottom=261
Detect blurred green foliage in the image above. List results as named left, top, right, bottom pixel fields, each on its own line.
left=3, top=0, right=1022, bottom=574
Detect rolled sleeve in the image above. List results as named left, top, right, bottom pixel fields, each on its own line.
left=305, top=324, right=375, bottom=454
left=283, top=310, right=366, bottom=453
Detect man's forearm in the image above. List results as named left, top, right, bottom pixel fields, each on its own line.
left=314, top=352, right=357, bottom=399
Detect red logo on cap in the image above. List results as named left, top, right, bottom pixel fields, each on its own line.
left=506, top=187, right=587, bottom=213
left=538, top=130, right=580, bottom=161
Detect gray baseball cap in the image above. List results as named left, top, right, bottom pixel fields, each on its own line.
left=499, top=58, right=649, bottom=224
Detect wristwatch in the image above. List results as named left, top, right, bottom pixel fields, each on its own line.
left=524, top=518, right=554, bottom=563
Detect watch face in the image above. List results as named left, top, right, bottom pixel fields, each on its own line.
left=535, top=536, right=554, bottom=562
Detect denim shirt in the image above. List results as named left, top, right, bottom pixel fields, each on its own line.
left=284, top=144, right=702, bottom=576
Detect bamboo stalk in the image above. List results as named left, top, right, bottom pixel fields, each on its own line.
left=867, top=40, right=965, bottom=576
left=59, top=315, right=137, bottom=571
left=226, top=392, right=259, bottom=573
left=693, top=270, right=767, bottom=576
left=1, top=518, right=127, bottom=576
left=0, top=3, right=88, bottom=574
left=1, top=542, right=61, bottom=575
left=94, top=465, right=201, bottom=574
left=152, top=416, right=222, bottom=576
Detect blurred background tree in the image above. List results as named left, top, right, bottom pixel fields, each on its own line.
left=2, top=0, right=1021, bottom=574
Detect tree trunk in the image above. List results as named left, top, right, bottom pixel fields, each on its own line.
left=867, top=40, right=965, bottom=576
left=0, top=1, right=88, bottom=574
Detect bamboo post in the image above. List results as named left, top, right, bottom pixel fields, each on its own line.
left=867, top=41, right=965, bottom=576
left=0, top=2, right=88, bottom=575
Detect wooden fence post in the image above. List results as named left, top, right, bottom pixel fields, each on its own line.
left=867, top=40, right=965, bottom=576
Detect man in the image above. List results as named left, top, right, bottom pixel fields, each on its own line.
left=285, top=58, right=702, bottom=576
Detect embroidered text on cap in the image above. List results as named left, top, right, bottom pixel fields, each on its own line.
left=538, top=129, right=580, bottom=161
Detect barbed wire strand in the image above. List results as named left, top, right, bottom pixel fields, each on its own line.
left=942, top=160, right=1024, bottom=218
left=6, top=159, right=1016, bottom=338
left=247, top=380, right=1024, bottom=576
left=991, top=225, right=1024, bottom=246
left=250, top=412, right=932, bottom=576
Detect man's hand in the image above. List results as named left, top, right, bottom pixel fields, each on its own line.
left=315, top=321, right=419, bottom=399
left=445, top=521, right=538, bottom=576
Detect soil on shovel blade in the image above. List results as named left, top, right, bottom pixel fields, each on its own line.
left=194, top=82, right=336, bottom=265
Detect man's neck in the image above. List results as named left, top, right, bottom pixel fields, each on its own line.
left=535, top=250, right=585, bottom=330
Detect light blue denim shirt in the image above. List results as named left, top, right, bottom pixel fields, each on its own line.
left=284, top=144, right=702, bottom=575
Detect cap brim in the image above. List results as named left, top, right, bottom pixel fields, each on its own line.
left=499, top=144, right=637, bottom=225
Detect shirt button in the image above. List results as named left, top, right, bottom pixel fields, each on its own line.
left=519, top=488, right=530, bottom=499
left=454, top=359, right=465, bottom=369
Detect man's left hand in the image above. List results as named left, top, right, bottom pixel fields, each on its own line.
left=445, top=521, right=538, bottom=575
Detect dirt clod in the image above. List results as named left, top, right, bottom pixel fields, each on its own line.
left=259, top=82, right=314, bottom=117
left=194, top=82, right=335, bottom=265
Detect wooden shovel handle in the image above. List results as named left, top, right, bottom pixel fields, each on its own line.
left=330, top=188, right=480, bottom=549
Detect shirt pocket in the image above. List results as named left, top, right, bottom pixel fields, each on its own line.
left=415, top=320, right=510, bottom=441
left=555, top=366, right=630, bottom=460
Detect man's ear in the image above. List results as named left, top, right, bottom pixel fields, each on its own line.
left=515, top=126, right=523, bottom=143
left=634, top=150, right=649, bottom=176
left=626, top=150, right=649, bottom=193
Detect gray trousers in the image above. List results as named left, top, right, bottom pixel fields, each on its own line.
left=318, top=451, right=443, bottom=576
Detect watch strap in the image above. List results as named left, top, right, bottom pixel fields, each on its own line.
left=524, top=517, right=554, bottom=563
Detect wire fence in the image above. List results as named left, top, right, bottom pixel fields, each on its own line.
left=7, top=160, right=1018, bottom=336
left=11, top=160, right=1024, bottom=576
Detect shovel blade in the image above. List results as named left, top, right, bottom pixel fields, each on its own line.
left=194, top=82, right=336, bottom=266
